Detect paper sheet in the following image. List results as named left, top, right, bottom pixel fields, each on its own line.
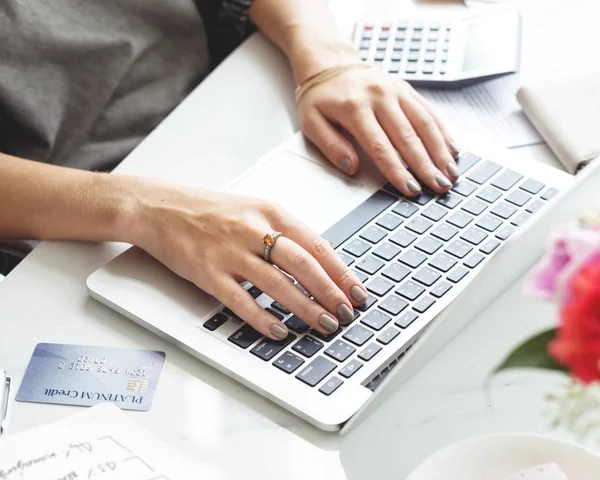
left=0, top=403, right=209, bottom=480
left=418, top=74, right=543, bottom=149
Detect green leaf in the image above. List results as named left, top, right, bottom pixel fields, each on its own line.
left=494, top=328, right=568, bottom=374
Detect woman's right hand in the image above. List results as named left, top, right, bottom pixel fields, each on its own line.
left=125, top=178, right=369, bottom=341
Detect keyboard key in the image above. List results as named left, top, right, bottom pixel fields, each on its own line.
left=356, top=255, right=385, bottom=275
left=455, top=151, right=481, bottom=174
left=496, top=225, right=516, bottom=240
left=415, top=236, right=443, bottom=255
left=520, top=178, right=545, bottom=194
left=430, top=281, right=452, bottom=298
left=228, top=324, right=262, bottom=349
left=323, top=190, right=396, bottom=248
left=389, top=61, right=401, bottom=74
left=353, top=270, right=369, bottom=284
left=343, top=238, right=371, bottom=258
left=296, top=356, right=336, bottom=386
left=405, top=62, right=418, bottom=74
left=460, top=227, right=488, bottom=245
left=367, top=277, right=394, bottom=297
left=412, top=191, right=435, bottom=206
left=223, top=307, right=242, bottom=322
left=445, top=240, right=473, bottom=259
left=360, top=50, right=370, bottom=61
left=406, top=217, right=433, bottom=234
left=491, top=170, right=523, bottom=191
left=476, top=186, right=502, bottom=203
left=395, top=311, right=418, bottom=329
left=310, top=327, right=342, bottom=342
left=423, top=51, right=436, bottom=62
left=377, top=213, right=403, bottom=231
left=343, top=324, right=374, bottom=346
left=393, top=41, right=405, bottom=51
left=491, top=202, right=517, bottom=219
left=339, top=359, right=363, bottom=378
left=390, top=230, right=417, bottom=248
left=422, top=63, right=434, bottom=74
left=422, top=204, right=449, bottom=221
left=377, top=327, right=401, bottom=345
left=378, top=294, right=409, bottom=316
left=452, top=180, right=477, bottom=197
left=204, top=313, right=228, bottom=331
left=429, top=252, right=458, bottom=273
left=360, top=226, right=387, bottom=244
left=526, top=199, right=545, bottom=214
left=480, top=239, right=501, bottom=254
left=391, top=51, right=402, bottom=61
left=360, top=40, right=371, bottom=50
left=247, top=285, right=263, bottom=299
left=356, top=294, right=377, bottom=312
left=431, top=223, right=459, bottom=241
left=374, top=51, right=385, bottom=61
left=393, top=199, right=419, bottom=218
left=265, top=307, right=285, bottom=321
left=274, top=351, right=305, bottom=374
left=295, top=283, right=310, bottom=296
left=542, top=188, right=558, bottom=200
left=447, top=211, right=473, bottom=229
left=319, top=376, right=344, bottom=395
left=436, top=192, right=463, bottom=209
left=382, top=263, right=411, bottom=283
left=413, top=267, right=441, bottom=287
left=379, top=30, right=390, bottom=40
left=396, top=280, right=425, bottom=301
left=476, top=214, right=503, bottom=232
left=505, top=189, right=531, bottom=207
left=325, top=340, right=356, bottom=362
left=399, top=249, right=427, bottom=268
left=467, top=160, right=502, bottom=184
left=285, top=315, right=310, bottom=334
left=337, top=251, right=355, bottom=267
left=462, top=198, right=488, bottom=216
left=362, top=309, right=392, bottom=331
left=413, top=295, right=435, bottom=313
left=358, top=343, right=382, bottom=361
left=373, top=242, right=401, bottom=261
left=511, top=212, right=530, bottom=227
left=464, top=252, right=485, bottom=269
left=251, top=333, right=296, bottom=361
left=447, top=266, right=469, bottom=283
left=293, top=336, right=324, bottom=357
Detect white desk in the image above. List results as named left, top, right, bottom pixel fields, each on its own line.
left=2, top=0, right=599, bottom=478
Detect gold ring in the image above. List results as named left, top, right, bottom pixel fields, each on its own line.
left=263, top=232, right=283, bottom=264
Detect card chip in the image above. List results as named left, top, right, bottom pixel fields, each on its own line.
left=127, top=379, right=149, bottom=393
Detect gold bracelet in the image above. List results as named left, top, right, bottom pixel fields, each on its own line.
left=294, top=63, right=370, bottom=102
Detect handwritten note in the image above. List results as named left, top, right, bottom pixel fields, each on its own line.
left=0, top=403, right=207, bottom=480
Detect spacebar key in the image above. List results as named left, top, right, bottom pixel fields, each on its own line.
left=323, top=190, right=397, bottom=249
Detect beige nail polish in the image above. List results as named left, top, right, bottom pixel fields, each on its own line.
left=407, top=179, right=422, bottom=193
left=447, top=162, right=460, bottom=177
left=270, top=324, right=288, bottom=340
left=340, top=158, right=352, bottom=175
left=351, top=285, right=368, bottom=304
left=450, top=141, right=461, bottom=158
left=319, top=313, right=339, bottom=333
left=435, top=173, right=452, bottom=189
left=337, top=304, right=355, bottom=325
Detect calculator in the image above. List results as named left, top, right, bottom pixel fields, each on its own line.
left=353, top=10, right=522, bottom=88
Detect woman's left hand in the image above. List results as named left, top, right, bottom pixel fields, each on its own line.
left=297, top=65, right=460, bottom=197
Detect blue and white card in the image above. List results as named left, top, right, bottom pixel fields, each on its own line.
left=16, top=343, right=166, bottom=411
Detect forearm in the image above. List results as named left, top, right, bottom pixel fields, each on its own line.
left=0, top=154, right=136, bottom=243
left=248, top=0, right=359, bottom=84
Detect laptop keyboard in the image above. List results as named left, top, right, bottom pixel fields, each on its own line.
left=200, top=151, right=559, bottom=396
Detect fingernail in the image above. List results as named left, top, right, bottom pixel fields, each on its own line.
left=340, top=157, right=352, bottom=175
left=319, top=313, right=339, bottom=333
left=336, top=304, right=355, bottom=325
left=351, top=285, right=368, bottom=304
left=447, top=162, right=460, bottom=177
left=270, top=324, right=288, bottom=340
left=435, top=173, right=452, bottom=189
left=406, top=179, right=422, bottom=193
left=450, top=141, right=461, bottom=158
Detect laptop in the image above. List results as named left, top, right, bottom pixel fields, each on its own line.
left=87, top=132, right=598, bottom=432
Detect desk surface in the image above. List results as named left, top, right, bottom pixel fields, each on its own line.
left=2, top=0, right=600, bottom=478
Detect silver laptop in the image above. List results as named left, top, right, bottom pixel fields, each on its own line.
left=87, top=132, right=599, bottom=432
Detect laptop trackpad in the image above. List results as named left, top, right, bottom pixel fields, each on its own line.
left=225, top=151, right=367, bottom=234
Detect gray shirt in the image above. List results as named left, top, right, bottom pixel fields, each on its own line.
left=0, top=0, right=251, bottom=172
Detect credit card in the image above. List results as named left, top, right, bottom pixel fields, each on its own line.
left=16, top=343, right=166, bottom=411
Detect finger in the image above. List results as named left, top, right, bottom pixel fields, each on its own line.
left=375, top=102, right=452, bottom=194
left=337, top=110, right=422, bottom=196
left=241, top=256, right=341, bottom=335
left=301, top=109, right=359, bottom=176
left=273, top=215, right=369, bottom=311
left=398, top=94, right=459, bottom=180
left=215, top=277, right=290, bottom=341
left=269, top=236, right=357, bottom=326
